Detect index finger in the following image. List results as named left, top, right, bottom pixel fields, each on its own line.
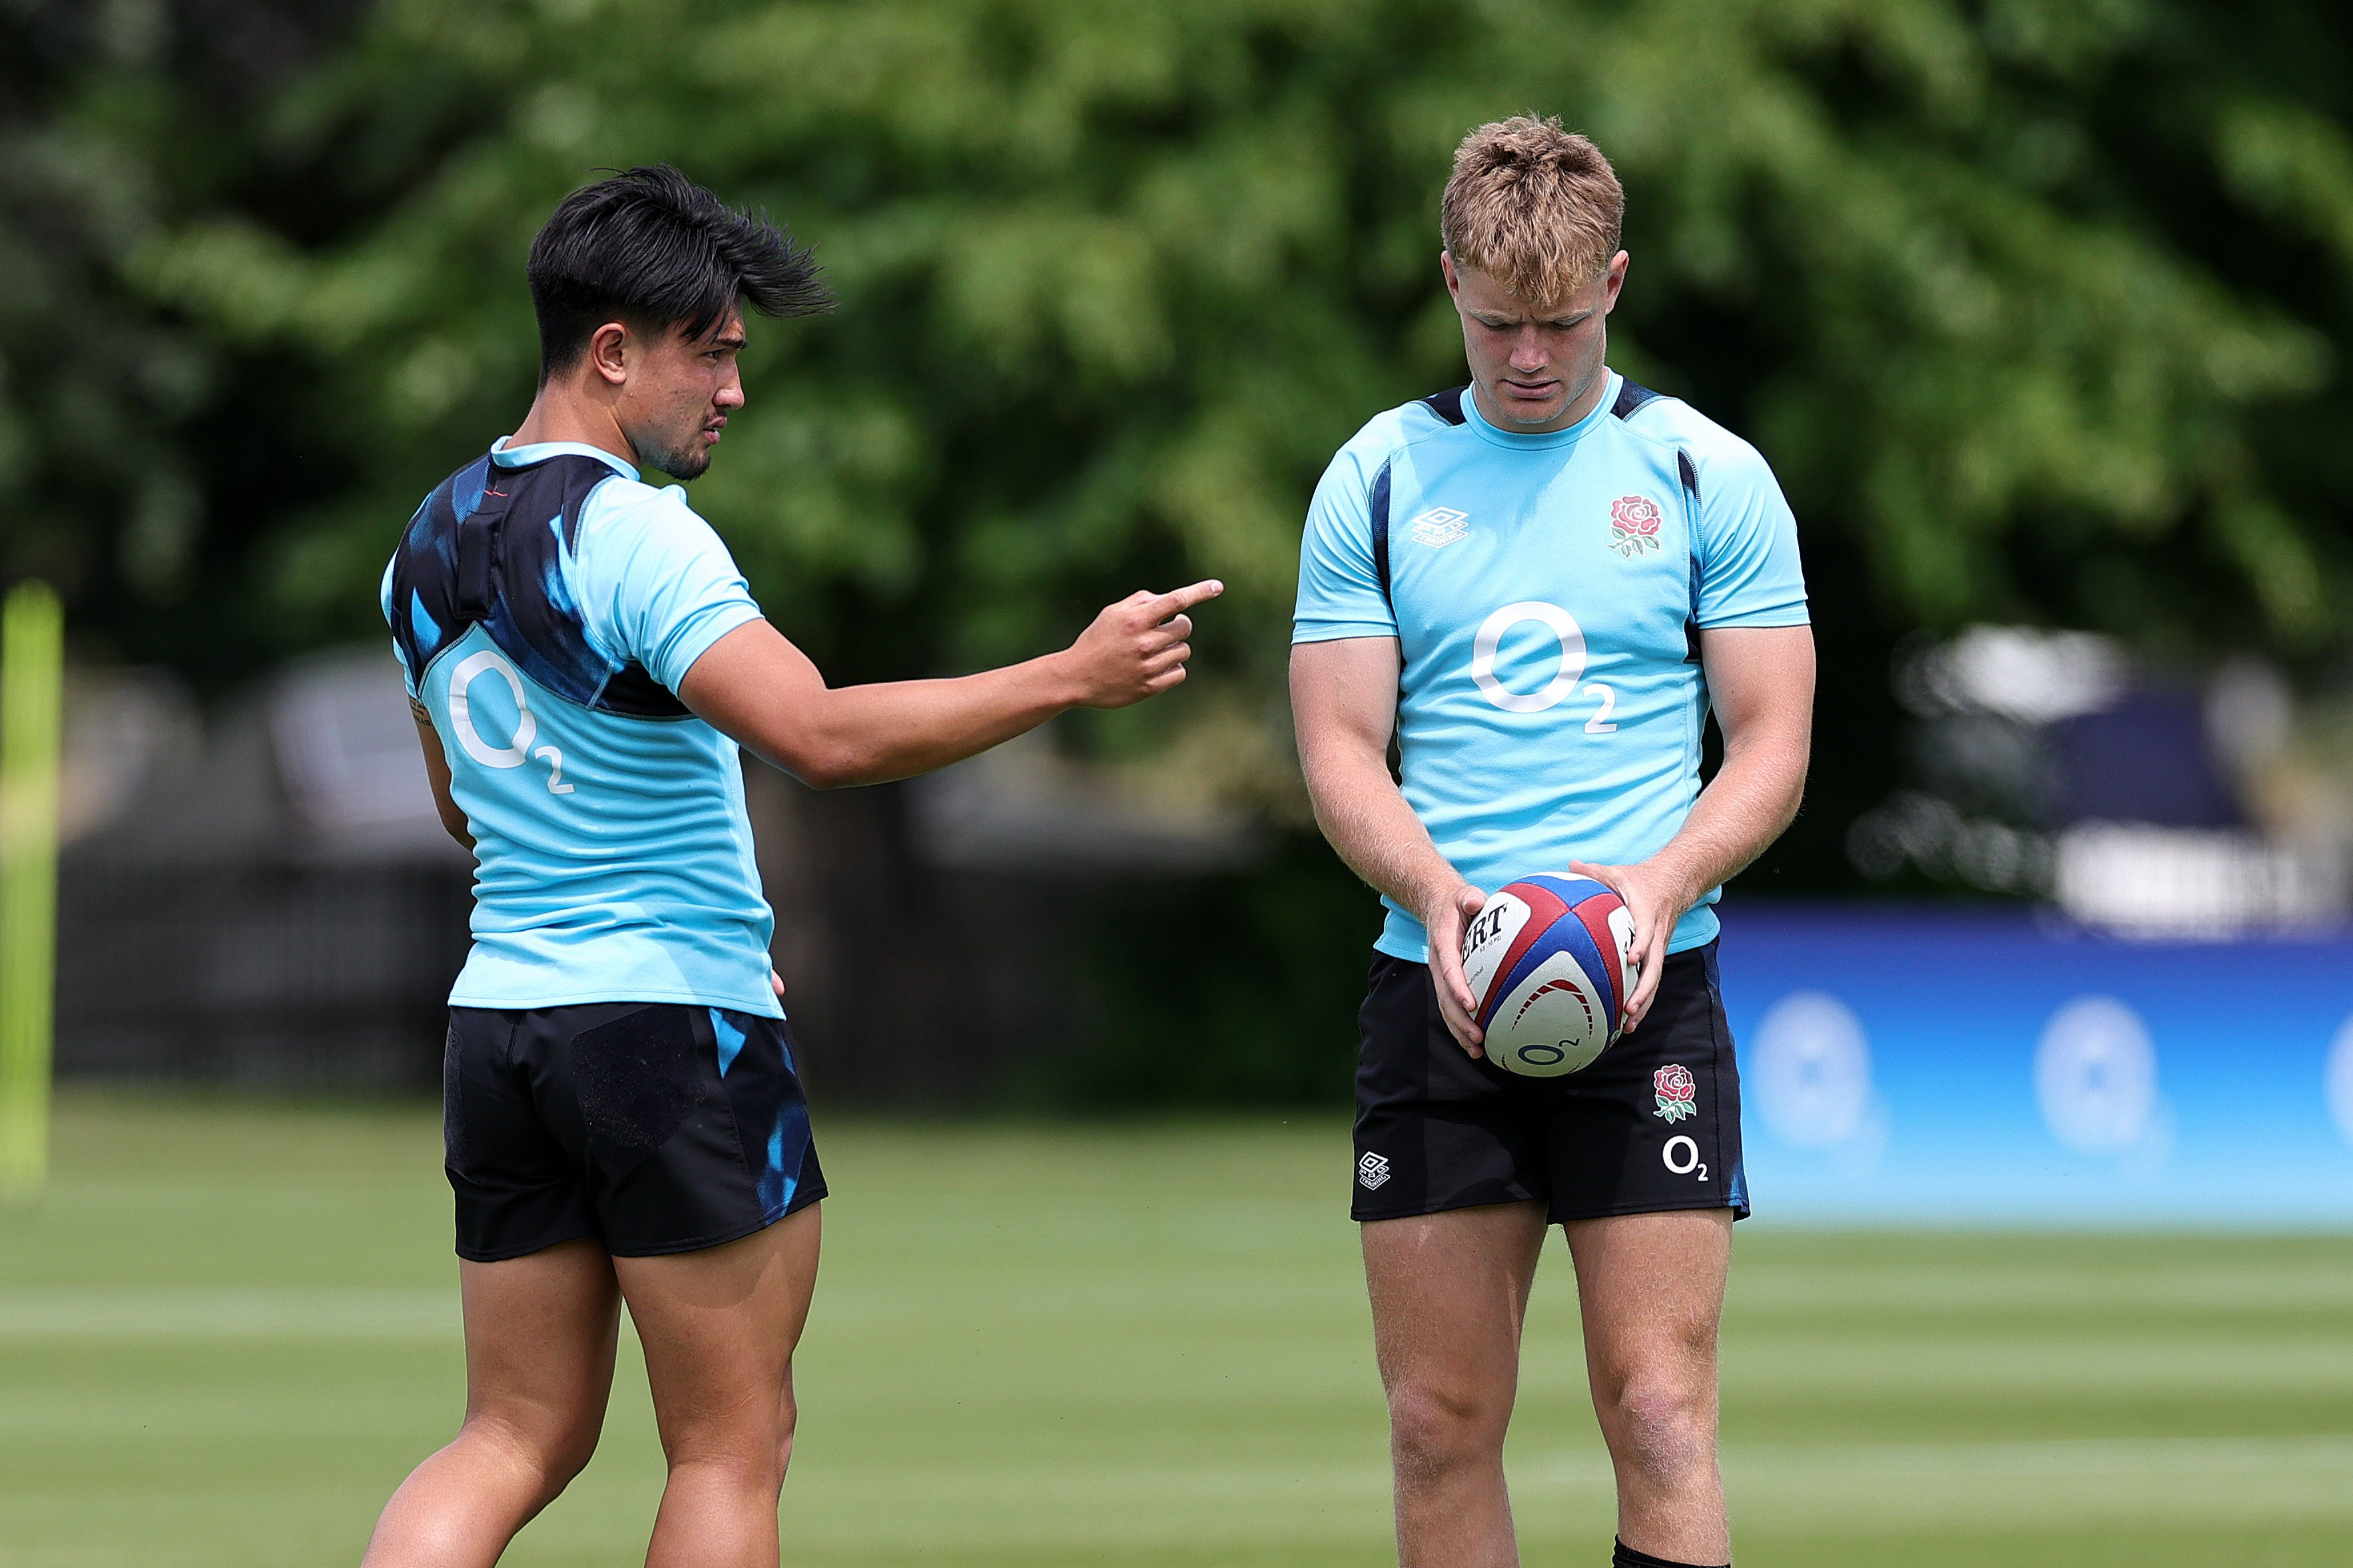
left=1149, top=579, right=1225, bottom=617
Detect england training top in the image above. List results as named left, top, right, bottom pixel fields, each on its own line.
left=382, top=439, right=781, bottom=1016
left=1293, top=372, right=1809, bottom=963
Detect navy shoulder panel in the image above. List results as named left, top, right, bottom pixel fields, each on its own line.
left=1610, top=378, right=1707, bottom=655
left=1686, top=561, right=1704, bottom=666
left=1369, top=388, right=1466, bottom=600
left=387, top=452, right=690, bottom=718
left=1420, top=386, right=1468, bottom=425
left=1611, top=378, right=1702, bottom=503
left=1610, top=378, right=1663, bottom=420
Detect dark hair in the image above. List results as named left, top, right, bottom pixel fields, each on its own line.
left=526, top=164, right=831, bottom=381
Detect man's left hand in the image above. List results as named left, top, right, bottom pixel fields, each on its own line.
left=1566, top=857, right=1696, bottom=1034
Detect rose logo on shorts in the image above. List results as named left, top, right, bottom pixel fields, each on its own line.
left=1357, top=1151, right=1392, bottom=1190
left=1610, top=495, right=1663, bottom=557
left=1653, top=1063, right=1698, bottom=1123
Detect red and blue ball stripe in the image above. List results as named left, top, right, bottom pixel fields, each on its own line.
left=1471, top=874, right=1628, bottom=1039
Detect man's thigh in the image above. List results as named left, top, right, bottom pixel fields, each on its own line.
left=613, top=1204, right=823, bottom=1451
left=1363, top=1202, right=1550, bottom=1406
left=456, top=1236, right=623, bottom=1430
left=1560, top=1208, right=1731, bottom=1387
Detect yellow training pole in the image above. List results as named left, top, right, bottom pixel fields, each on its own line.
left=0, top=581, right=61, bottom=1200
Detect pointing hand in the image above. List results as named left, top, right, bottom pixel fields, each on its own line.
left=1064, top=580, right=1224, bottom=709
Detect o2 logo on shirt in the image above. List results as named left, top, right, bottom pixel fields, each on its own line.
left=1468, top=601, right=1617, bottom=732
left=448, top=650, right=574, bottom=794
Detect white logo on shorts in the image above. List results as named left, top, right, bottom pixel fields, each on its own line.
left=1357, top=1151, right=1392, bottom=1190
left=1409, top=508, right=1469, bottom=547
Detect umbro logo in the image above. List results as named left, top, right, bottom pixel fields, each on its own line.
left=1409, top=508, right=1469, bottom=548
left=1357, top=1151, right=1392, bottom=1189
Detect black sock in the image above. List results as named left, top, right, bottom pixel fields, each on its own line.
left=1613, top=1540, right=1729, bottom=1568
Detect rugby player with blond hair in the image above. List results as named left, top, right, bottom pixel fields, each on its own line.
left=1290, top=119, right=1813, bottom=1568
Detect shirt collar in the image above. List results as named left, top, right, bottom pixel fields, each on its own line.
left=1460, top=370, right=1620, bottom=451
left=489, top=437, right=639, bottom=481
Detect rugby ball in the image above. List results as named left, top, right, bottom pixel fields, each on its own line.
left=1460, top=874, right=1636, bottom=1077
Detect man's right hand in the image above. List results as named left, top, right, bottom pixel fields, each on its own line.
left=681, top=577, right=1223, bottom=790
left=1421, top=879, right=1491, bottom=1057
left=1062, top=581, right=1224, bottom=708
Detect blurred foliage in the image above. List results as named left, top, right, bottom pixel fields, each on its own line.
left=0, top=0, right=371, bottom=690
left=9, top=0, right=2353, bottom=881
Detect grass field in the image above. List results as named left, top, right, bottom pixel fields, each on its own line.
left=2, top=1093, right=2350, bottom=1567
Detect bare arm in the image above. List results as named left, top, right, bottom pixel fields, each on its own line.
left=678, top=581, right=1222, bottom=789
left=1571, top=623, right=1814, bottom=1027
left=1290, top=636, right=1493, bottom=1055
left=411, top=706, right=474, bottom=850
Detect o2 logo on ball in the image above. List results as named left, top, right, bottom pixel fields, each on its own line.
left=1461, top=874, right=1635, bottom=1079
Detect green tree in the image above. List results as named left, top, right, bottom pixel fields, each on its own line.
left=132, top=3, right=2353, bottom=748
left=0, top=0, right=370, bottom=688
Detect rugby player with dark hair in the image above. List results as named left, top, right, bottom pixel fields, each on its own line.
left=366, top=164, right=1219, bottom=1568
left=1290, top=121, right=1814, bottom=1568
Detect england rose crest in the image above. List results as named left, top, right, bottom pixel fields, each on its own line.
left=1652, top=1063, right=1697, bottom=1122
left=1610, top=495, right=1662, bottom=557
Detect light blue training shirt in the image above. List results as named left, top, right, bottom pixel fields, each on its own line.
left=1293, top=372, right=1810, bottom=963
left=382, top=438, right=781, bottom=1017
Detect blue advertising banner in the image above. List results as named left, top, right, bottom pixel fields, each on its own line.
left=1715, top=905, right=2353, bottom=1224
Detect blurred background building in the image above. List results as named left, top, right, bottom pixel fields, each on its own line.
left=1850, top=627, right=2350, bottom=937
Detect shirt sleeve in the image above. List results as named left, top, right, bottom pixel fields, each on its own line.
left=579, top=486, right=765, bottom=692
left=380, top=556, right=418, bottom=698
left=1692, top=439, right=1810, bottom=629
left=1292, top=448, right=1397, bottom=644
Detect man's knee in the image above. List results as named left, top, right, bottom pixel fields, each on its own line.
left=664, top=1441, right=789, bottom=1497
left=775, top=1386, right=799, bottom=1477
left=1387, top=1378, right=1511, bottom=1483
left=662, top=1402, right=795, bottom=1493
left=462, top=1409, right=601, bottom=1501
left=1598, top=1373, right=1716, bottom=1481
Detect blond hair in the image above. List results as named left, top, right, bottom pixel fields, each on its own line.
left=1440, top=117, right=1624, bottom=306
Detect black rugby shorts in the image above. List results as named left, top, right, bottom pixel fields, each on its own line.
left=1351, top=941, right=1748, bottom=1224
left=444, top=1002, right=826, bottom=1262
